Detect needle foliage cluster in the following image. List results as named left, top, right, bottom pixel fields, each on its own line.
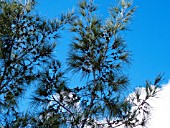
left=0, top=0, right=162, bottom=128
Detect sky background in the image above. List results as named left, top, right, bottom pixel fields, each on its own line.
left=35, top=0, right=170, bottom=91
left=17, top=0, right=170, bottom=127
left=13, top=0, right=170, bottom=127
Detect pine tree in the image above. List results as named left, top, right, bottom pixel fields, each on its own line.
left=0, top=0, right=162, bottom=128
left=0, top=0, right=74, bottom=127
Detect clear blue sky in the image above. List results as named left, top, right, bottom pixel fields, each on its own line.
left=36, top=0, right=170, bottom=90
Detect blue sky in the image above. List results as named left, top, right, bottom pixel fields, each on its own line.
left=36, top=0, right=170, bottom=90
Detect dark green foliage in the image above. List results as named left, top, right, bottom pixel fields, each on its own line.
left=67, top=0, right=135, bottom=127
left=0, top=0, right=74, bottom=127
left=0, top=0, right=162, bottom=128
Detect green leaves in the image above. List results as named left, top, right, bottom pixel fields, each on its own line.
left=0, top=0, right=75, bottom=127
left=66, top=0, right=136, bottom=127
left=0, top=0, right=163, bottom=128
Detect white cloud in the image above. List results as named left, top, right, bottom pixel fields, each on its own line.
left=94, top=81, right=170, bottom=128
left=117, top=81, right=170, bottom=128
left=146, top=81, right=170, bottom=128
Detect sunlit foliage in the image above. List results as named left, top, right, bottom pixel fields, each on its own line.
left=0, top=0, right=162, bottom=128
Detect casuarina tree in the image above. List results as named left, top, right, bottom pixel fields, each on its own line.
left=0, top=0, right=162, bottom=128
left=0, top=0, right=74, bottom=127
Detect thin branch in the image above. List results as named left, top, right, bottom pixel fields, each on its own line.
left=51, top=95, right=79, bottom=128
left=81, top=70, right=96, bottom=128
